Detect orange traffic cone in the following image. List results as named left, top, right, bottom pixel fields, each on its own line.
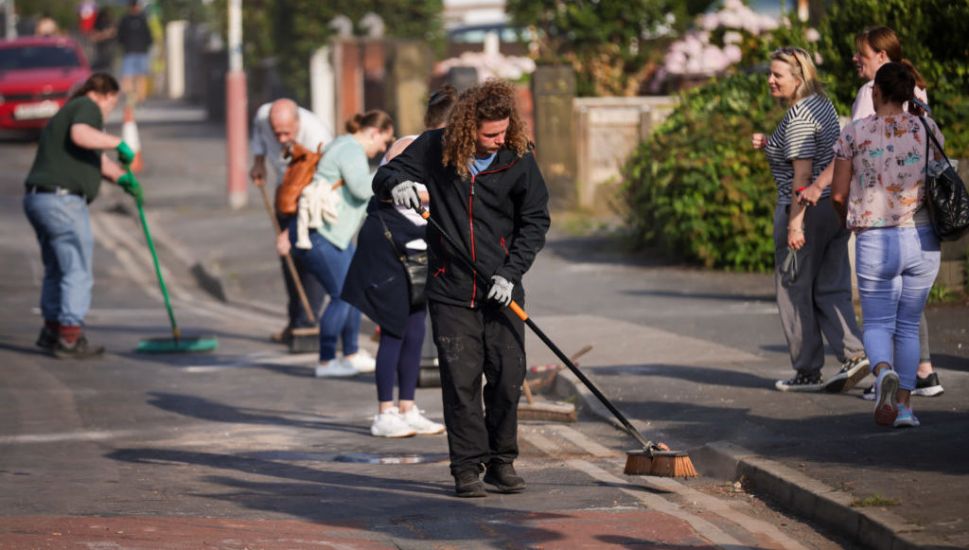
left=122, top=104, right=144, bottom=173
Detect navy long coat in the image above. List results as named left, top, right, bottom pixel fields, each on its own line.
left=342, top=198, right=426, bottom=338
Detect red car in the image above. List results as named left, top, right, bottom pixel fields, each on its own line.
left=0, top=36, right=91, bottom=131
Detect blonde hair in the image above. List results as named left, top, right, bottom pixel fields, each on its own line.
left=770, top=47, right=824, bottom=104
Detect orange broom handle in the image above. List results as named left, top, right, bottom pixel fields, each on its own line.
left=508, top=300, right=528, bottom=320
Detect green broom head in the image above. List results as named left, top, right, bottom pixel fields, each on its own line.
left=136, top=336, right=218, bottom=354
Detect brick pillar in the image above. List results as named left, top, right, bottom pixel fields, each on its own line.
left=363, top=40, right=386, bottom=112
left=335, top=39, right=363, bottom=132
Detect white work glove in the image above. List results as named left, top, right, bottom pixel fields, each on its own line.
left=391, top=180, right=422, bottom=211
left=487, top=275, right=513, bottom=307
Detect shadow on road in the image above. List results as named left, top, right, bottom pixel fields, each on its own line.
left=105, top=447, right=571, bottom=545
left=146, top=392, right=371, bottom=436
left=589, top=363, right=774, bottom=391
left=621, top=289, right=774, bottom=303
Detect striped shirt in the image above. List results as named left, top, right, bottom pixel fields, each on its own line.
left=764, top=94, right=841, bottom=205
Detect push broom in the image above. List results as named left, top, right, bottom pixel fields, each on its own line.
left=416, top=207, right=696, bottom=478
left=129, top=173, right=218, bottom=354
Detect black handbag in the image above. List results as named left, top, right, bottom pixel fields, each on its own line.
left=377, top=211, right=428, bottom=307
left=920, top=117, right=969, bottom=241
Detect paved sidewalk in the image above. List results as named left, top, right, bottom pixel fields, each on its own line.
left=6, top=99, right=965, bottom=548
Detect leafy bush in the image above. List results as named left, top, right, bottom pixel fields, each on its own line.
left=623, top=72, right=783, bottom=271
left=816, top=0, right=969, bottom=156
left=623, top=0, right=969, bottom=271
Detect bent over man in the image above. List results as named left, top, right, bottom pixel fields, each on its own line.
left=374, top=80, right=550, bottom=497
left=250, top=99, right=332, bottom=343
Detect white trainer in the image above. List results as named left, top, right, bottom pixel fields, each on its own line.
left=344, top=350, right=376, bottom=373
left=371, top=408, right=417, bottom=438
left=401, top=407, right=446, bottom=435
left=315, top=358, right=358, bottom=378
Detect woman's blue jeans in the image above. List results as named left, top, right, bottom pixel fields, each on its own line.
left=290, top=229, right=361, bottom=361
left=855, top=225, right=940, bottom=391
left=23, top=193, right=94, bottom=327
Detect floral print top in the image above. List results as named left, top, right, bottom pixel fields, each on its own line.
left=833, top=112, right=944, bottom=229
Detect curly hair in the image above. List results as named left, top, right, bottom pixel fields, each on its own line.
left=442, top=79, right=529, bottom=178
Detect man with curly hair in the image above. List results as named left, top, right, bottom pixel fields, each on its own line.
left=374, top=80, right=550, bottom=497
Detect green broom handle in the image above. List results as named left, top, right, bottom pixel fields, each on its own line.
left=415, top=207, right=655, bottom=450
left=136, top=201, right=181, bottom=341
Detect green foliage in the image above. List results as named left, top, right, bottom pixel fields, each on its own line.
left=15, top=0, right=80, bottom=31
left=507, top=0, right=715, bottom=96
left=623, top=72, right=783, bottom=270
left=210, top=0, right=443, bottom=105
left=816, top=0, right=969, bottom=156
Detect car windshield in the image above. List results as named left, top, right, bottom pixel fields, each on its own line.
left=0, top=45, right=80, bottom=71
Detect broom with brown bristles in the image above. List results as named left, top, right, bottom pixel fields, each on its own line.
left=416, top=208, right=697, bottom=479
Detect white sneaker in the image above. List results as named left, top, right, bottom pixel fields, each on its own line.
left=315, top=358, right=358, bottom=378
left=344, top=350, right=376, bottom=373
left=873, top=368, right=899, bottom=426
left=401, top=407, right=446, bottom=435
left=371, top=408, right=417, bottom=438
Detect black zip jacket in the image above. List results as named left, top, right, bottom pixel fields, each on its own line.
left=373, top=128, right=550, bottom=308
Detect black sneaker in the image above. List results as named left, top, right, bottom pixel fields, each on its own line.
left=52, top=335, right=105, bottom=359
left=453, top=468, right=487, bottom=498
left=912, top=372, right=944, bottom=397
left=483, top=462, right=526, bottom=493
left=823, top=355, right=871, bottom=393
left=775, top=370, right=823, bottom=392
left=861, top=385, right=875, bottom=401
left=35, top=326, right=58, bottom=350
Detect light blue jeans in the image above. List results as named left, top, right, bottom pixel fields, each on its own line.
left=289, top=226, right=361, bottom=361
left=23, top=193, right=94, bottom=327
left=855, top=225, right=940, bottom=390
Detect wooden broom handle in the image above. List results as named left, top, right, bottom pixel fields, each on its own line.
left=258, top=184, right=316, bottom=326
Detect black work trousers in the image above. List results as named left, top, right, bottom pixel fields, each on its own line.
left=429, top=300, right=526, bottom=476
left=278, top=214, right=324, bottom=328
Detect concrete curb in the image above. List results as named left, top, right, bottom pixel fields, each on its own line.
left=550, top=368, right=947, bottom=550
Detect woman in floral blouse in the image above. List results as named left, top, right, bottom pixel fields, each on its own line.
left=831, top=62, right=944, bottom=428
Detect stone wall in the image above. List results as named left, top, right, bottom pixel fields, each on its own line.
left=572, top=96, right=677, bottom=210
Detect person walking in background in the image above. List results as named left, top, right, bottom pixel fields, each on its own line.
left=90, top=6, right=117, bottom=73
left=751, top=47, right=869, bottom=392
left=288, top=110, right=394, bottom=378
left=250, top=99, right=332, bottom=345
left=23, top=73, right=142, bottom=359
left=116, top=0, right=153, bottom=103
left=799, top=26, right=943, bottom=399
left=342, top=86, right=457, bottom=438
left=375, top=80, right=550, bottom=497
left=830, top=62, right=944, bottom=428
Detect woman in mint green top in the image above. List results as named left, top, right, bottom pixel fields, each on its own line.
left=287, top=110, right=394, bottom=376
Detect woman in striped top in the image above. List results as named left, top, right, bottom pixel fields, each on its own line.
left=752, top=47, right=867, bottom=392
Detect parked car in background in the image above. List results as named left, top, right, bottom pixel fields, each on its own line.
left=0, top=37, right=91, bottom=132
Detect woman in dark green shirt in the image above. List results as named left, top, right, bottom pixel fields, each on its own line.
left=23, top=73, right=142, bottom=358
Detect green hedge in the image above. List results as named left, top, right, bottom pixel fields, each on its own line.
left=623, top=72, right=784, bottom=271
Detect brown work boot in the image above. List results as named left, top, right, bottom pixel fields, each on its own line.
left=270, top=326, right=293, bottom=344
left=52, top=335, right=104, bottom=359
left=483, top=462, right=526, bottom=493
left=52, top=326, right=104, bottom=359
